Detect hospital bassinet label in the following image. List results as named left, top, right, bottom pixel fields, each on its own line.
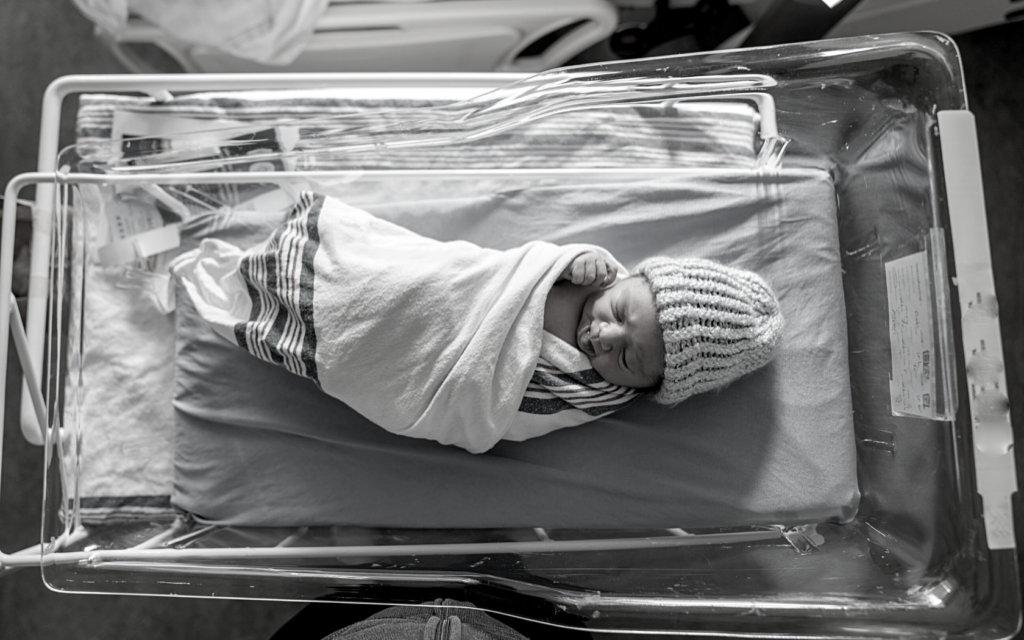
left=885, top=251, right=938, bottom=419
left=107, top=196, right=163, bottom=242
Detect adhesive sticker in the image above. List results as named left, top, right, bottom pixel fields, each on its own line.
left=885, top=250, right=938, bottom=419
left=106, top=196, right=163, bottom=242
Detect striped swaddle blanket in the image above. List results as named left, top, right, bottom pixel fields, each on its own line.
left=509, top=331, right=639, bottom=442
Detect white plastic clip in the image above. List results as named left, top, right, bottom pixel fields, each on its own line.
left=97, top=223, right=181, bottom=267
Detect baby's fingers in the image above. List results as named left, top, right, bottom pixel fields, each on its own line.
left=569, top=259, right=586, bottom=285
left=592, top=256, right=618, bottom=287
left=582, top=257, right=597, bottom=285
left=565, top=253, right=616, bottom=287
left=591, top=258, right=609, bottom=287
left=602, top=261, right=618, bottom=286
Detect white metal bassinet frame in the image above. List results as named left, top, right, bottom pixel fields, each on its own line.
left=0, top=68, right=1016, bottom=638
left=0, top=72, right=800, bottom=575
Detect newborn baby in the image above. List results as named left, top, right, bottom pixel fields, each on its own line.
left=173, top=192, right=783, bottom=452
left=540, top=250, right=783, bottom=406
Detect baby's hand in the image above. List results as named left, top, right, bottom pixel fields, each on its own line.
left=561, top=251, right=617, bottom=287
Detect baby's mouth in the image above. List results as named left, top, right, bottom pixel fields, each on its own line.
left=578, top=324, right=595, bottom=357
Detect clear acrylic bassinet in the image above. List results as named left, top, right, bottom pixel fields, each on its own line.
left=0, top=32, right=1018, bottom=638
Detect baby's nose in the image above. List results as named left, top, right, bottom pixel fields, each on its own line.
left=596, top=322, right=624, bottom=351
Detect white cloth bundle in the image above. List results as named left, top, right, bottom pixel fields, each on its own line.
left=170, top=193, right=623, bottom=453
left=72, top=0, right=328, bottom=66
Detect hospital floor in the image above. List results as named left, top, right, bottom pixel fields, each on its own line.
left=1, top=3, right=1023, bottom=639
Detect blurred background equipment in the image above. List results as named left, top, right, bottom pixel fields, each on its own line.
left=72, top=0, right=1023, bottom=74
left=72, top=0, right=621, bottom=73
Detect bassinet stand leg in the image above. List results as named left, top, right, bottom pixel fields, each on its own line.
left=0, top=173, right=56, bottom=573
left=8, top=293, right=47, bottom=435
left=2, top=174, right=53, bottom=445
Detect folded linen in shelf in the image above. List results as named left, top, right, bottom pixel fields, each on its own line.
left=76, top=93, right=759, bottom=173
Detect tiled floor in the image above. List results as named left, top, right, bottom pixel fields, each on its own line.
left=1, top=2, right=1022, bottom=638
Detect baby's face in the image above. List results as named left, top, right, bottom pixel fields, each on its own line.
left=576, top=277, right=665, bottom=389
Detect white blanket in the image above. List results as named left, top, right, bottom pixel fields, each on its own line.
left=73, top=0, right=327, bottom=66
left=171, top=192, right=621, bottom=453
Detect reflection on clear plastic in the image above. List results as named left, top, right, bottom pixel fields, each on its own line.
left=975, top=418, right=1012, bottom=456
left=84, top=70, right=778, bottom=173
left=859, top=427, right=896, bottom=454
left=974, top=390, right=1011, bottom=425
left=963, top=291, right=999, bottom=323
left=113, top=268, right=175, bottom=314
left=756, top=135, right=790, bottom=170
left=966, top=352, right=1004, bottom=386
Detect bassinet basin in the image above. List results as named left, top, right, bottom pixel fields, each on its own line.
left=0, top=33, right=1018, bottom=639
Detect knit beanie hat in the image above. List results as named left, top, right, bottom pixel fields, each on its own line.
left=635, top=257, right=784, bottom=406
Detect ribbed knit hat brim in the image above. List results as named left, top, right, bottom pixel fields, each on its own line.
left=636, top=257, right=783, bottom=406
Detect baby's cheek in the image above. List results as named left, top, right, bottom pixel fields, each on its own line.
left=589, top=356, right=611, bottom=380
